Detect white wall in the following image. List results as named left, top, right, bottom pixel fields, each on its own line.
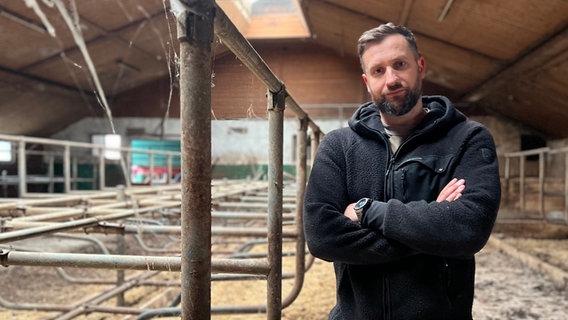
left=51, top=117, right=347, bottom=165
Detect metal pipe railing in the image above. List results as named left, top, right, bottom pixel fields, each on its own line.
left=0, top=2, right=329, bottom=319
left=0, top=133, right=182, bottom=194
left=0, top=250, right=270, bottom=274
left=501, top=147, right=568, bottom=224
left=212, top=5, right=322, bottom=135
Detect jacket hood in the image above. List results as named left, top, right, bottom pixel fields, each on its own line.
left=348, top=95, right=467, bottom=139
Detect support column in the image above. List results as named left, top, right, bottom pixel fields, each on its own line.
left=267, top=88, right=285, bottom=320
left=175, top=1, right=215, bottom=319
left=18, top=140, right=26, bottom=197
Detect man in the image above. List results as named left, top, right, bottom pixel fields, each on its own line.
left=303, top=22, right=501, bottom=319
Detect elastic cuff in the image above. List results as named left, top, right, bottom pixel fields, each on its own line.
left=361, top=201, right=387, bottom=231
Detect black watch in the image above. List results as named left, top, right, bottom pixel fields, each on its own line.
left=354, top=198, right=373, bottom=223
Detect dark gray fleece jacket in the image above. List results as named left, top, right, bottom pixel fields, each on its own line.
left=304, top=96, right=501, bottom=320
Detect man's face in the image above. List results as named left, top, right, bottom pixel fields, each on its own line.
left=361, top=35, right=426, bottom=116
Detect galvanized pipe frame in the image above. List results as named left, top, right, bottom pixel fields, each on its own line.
left=0, top=270, right=161, bottom=316
left=176, top=0, right=216, bottom=318
left=0, top=250, right=270, bottom=274
left=0, top=133, right=183, bottom=193
left=0, top=181, right=275, bottom=240
left=212, top=5, right=322, bottom=135
left=2, top=213, right=289, bottom=316
left=0, top=2, right=328, bottom=319
left=502, top=147, right=568, bottom=224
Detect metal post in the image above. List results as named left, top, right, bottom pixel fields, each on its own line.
left=539, top=151, right=545, bottom=219
left=167, top=155, right=173, bottom=184
left=18, top=140, right=26, bottom=197
left=282, top=118, right=308, bottom=308
left=310, top=130, right=320, bottom=167
left=149, top=151, right=155, bottom=186
left=116, top=185, right=126, bottom=306
left=267, top=88, right=285, bottom=319
left=504, top=156, right=510, bottom=207
left=126, top=150, right=132, bottom=186
left=48, top=154, right=55, bottom=193
left=63, top=145, right=71, bottom=193
left=520, top=156, right=525, bottom=212
left=72, top=156, right=78, bottom=190
left=99, top=148, right=105, bottom=190
left=175, top=0, right=215, bottom=319
left=565, top=152, right=568, bottom=222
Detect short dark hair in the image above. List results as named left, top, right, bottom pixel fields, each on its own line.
left=357, top=22, right=420, bottom=70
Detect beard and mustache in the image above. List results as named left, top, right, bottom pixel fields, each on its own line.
left=373, top=76, right=422, bottom=116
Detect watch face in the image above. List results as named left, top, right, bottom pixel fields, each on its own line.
left=355, top=198, right=369, bottom=210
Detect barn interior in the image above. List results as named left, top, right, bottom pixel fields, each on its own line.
left=0, top=0, right=567, bottom=319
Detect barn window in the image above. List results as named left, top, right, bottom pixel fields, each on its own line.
left=0, top=141, right=12, bottom=163
left=92, top=134, right=122, bottom=160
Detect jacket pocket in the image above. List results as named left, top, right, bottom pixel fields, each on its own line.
left=394, top=154, right=454, bottom=202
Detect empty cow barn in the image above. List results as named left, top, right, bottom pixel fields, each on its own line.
left=0, top=0, right=567, bottom=319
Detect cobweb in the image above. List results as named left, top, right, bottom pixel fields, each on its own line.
left=20, top=0, right=184, bottom=189
left=22, top=0, right=181, bottom=136
left=24, top=0, right=117, bottom=134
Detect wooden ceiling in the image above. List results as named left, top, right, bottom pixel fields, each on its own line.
left=0, top=0, right=567, bottom=138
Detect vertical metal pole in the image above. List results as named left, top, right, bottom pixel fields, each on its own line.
left=63, top=145, right=71, bottom=193
left=267, top=88, right=285, bottom=320
left=48, top=154, right=55, bottom=193
left=116, top=185, right=126, bottom=306
left=520, top=156, right=525, bottom=212
left=17, top=140, right=27, bottom=197
left=538, top=151, right=545, bottom=219
left=310, top=130, right=320, bottom=167
left=149, top=152, right=155, bottom=186
left=167, top=155, right=173, bottom=184
left=176, top=1, right=215, bottom=319
left=287, top=118, right=308, bottom=305
left=565, top=152, right=568, bottom=222
left=504, top=156, right=510, bottom=207
left=99, top=148, right=105, bottom=190
left=126, top=150, right=132, bottom=186
left=72, top=156, right=78, bottom=190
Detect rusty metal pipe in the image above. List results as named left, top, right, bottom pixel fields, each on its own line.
left=282, top=118, right=309, bottom=308
left=0, top=205, right=165, bottom=243
left=266, top=89, right=285, bottom=319
left=1, top=250, right=270, bottom=274
left=175, top=1, right=216, bottom=317
left=213, top=5, right=322, bottom=135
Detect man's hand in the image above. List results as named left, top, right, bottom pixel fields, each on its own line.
left=344, top=203, right=357, bottom=221
left=344, top=178, right=465, bottom=222
left=437, top=178, right=465, bottom=202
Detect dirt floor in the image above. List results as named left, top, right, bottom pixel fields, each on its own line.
left=1, top=232, right=567, bottom=320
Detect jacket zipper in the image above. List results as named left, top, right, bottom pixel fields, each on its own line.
left=382, top=133, right=419, bottom=320
left=401, top=168, right=408, bottom=202
left=381, top=136, right=396, bottom=320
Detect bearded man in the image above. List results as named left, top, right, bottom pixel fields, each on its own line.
left=304, top=22, right=501, bottom=320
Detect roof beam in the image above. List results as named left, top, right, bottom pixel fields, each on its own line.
left=460, top=25, right=568, bottom=103
left=0, top=65, right=99, bottom=98
left=397, top=0, right=415, bottom=25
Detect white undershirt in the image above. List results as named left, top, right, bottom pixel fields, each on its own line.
left=383, top=108, right=430, bottom=153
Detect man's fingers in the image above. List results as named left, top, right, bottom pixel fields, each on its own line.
left=445, top=184, right=465, bottom=201
left=437, top=178, right=465, bottom=202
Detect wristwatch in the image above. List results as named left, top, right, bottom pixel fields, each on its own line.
left=354, top=197, right=373, bottom=223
